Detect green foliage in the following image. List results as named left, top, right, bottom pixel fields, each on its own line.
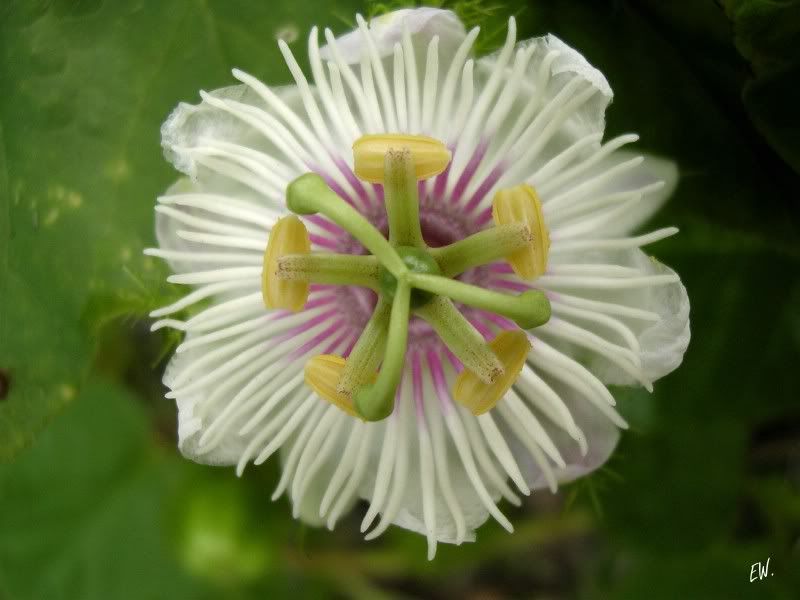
left=525, top=2, right=800, bottom=597
left=174, top=474, right=272, bottom=586
left=722, top=0, right=800, bottom=173
left=366, top=0, right=517, bottom=53
left=0, top=0, right=363, bottom=460
left=0, top=379, right=204, bottom=600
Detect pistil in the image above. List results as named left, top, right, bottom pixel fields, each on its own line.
left=378, top=246, right=441, bottom=309
left=408, top=273, right=551, bottom=330
left=287, top=173, right=407, bottom=277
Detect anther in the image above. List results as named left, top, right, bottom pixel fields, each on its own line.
left=353, top=134, right=451, bottom=183
left=492, top=184, right=550, bottom=280
left=262, top=215, right=311, bottom=312
left=453, top=330, right=531, bottom=415
left=305, top=355, right=371, bottom=419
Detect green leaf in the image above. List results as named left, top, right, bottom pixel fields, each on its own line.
left=741, top=61, right=800, bottom=176
left=522, top=3, right=800, bottom=597
left=722, top=0, right=800, bottom=73
left=722, top=0, right=800, bottom=173
left=0, top=0, right=366, bottom=459
left=0, top=378, right=205, bottom=600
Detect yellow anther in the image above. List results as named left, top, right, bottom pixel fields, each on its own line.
left=452, top=329, right=531, bottom=415
left=353, top=134, right=451, bottom=183
left=262, top=215, right=311, bottom=312
left=305, top=354, right=375, bottom=419
left=492, top=184, right=550, bottom=280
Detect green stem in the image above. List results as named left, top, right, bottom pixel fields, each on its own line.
left=354, top=282, right=411, bottom=421
left=384, top=149, right=424, bottom=248
left=277, top=253, right=379, bottom=289
left=286, top=174, right=406, bottom=277
left=337, top=298, right=391, bottom=395
left=415, top=296, right=503, bottom=384
left=432, top=223, right=532, bottom=277
left=408, top=273, right=551, bottom=330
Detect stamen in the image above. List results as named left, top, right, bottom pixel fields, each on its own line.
left=415, top=296, right=503, bottom=384
left=277, top=253, right=379, bottom=289
left=453, top=330, right=531, bottom=415
left=262, top=215, right=311, bottom=312
left=385, top=148, right=425, bottom=247
left=353, top=134, right=451, bottom=183
left=492, top=184, right=550, bottom=280
left=304, top=355, right=366, bottom=418
left=286, top=173, right=407, bottom=276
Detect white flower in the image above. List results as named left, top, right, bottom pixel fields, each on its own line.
left=147, top=8, right=690, bottom=560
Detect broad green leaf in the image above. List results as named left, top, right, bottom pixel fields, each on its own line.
left=521, top=3, right=800, bottom=597
left=0, top=0, right=365, bottom=460
left=587, top=547, right=794, bottom=600
left=721, top=0, right=800, bottom=174
left=0, top=379, right=205, bottom=600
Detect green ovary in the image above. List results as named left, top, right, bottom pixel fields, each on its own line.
left=378, top=246, right=441, bottom=309
left=269, top=134, right=552, bottom=421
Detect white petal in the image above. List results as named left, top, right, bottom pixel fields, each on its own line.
left=358, top=353, right=501, bottom=546
left=594, top=251, right=690, bottom=383
left=505, top=360, right=620, bottom=489
left=164, top=301, right=349, bottom=465
left=149, top=8, right=690, bottom=556
left=541, top=247, right=689, bottom=386
left=608, top=152, right=678, bottom=236
left=453, top=33, right=615, bottom=213
left=149, top=178, right=270, bottom=273
left=161, top=84, right=302, bottom=203
left=319, top=8, right=466, bottom=64
left=547, top=151, right=679, bottom=237
left=289, top=408, right=355, bottom=525
left=496, top=33, right=613, bottom=143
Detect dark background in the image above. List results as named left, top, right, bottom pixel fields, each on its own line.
left=1, top=1, right=798, bottom=598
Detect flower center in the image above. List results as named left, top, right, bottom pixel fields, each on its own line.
left=263, top=134, right=551, bottom=421
left=378, top=246, right=440, bottom=309
left=418, top=196, right=473, bottom=248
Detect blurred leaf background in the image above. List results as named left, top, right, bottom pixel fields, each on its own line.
left=1, top=0, right=798, bottom=598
